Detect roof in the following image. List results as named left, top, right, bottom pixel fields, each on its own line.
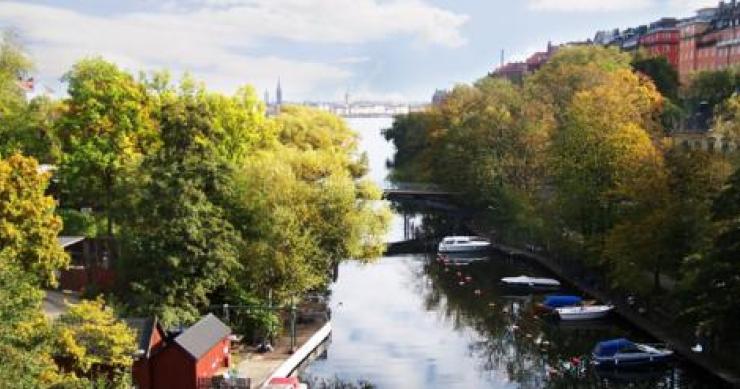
left=125, top=317, right=158, bottom=358
left=175, top=313, right=231, bottom=359
left=58, top=236, right=85, bottom=248
left=593, top=338, right=634, bottom=357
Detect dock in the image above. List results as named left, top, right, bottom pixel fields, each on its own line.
left=491, top=242, right=740, bottom=387
left=236, top=321, right=331, bottom=388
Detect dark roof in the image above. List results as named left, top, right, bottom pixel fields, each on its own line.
left=174, top=314, right=231, bottom=359
left=125, top=317, right=157, bottom=358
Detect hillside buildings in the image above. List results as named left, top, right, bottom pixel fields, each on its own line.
left=492, top=0, right=740, bottom=85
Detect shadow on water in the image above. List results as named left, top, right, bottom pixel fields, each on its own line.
left=419, top=253, right=707, bottom=388
left=302, top=118, right=722, bottom=388
left=304, top=251, right=721, bottom=388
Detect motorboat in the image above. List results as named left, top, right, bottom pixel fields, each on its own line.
left=438, top=236, right=491, bottom=253
left=591, top=338, right=673, bottom=367
left=500, top=275, right=561, bottom=290
left=556, top=304, right=614, bottom=320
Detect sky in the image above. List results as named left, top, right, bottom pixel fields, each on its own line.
left=0, top=0, right=720, bottom=103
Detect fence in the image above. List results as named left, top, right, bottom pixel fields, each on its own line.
left=197, top=377, right=250, bottom=389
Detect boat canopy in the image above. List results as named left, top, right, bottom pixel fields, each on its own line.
left=593, top=338, right=635, bottom=357
left=543, top=295, right=582, bottom=308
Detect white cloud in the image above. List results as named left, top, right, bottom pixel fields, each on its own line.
left=0, top=0, right=467, bottom=99
left=528, top=0, right=651, bottom=12
left=667, top=0, right=720, bottom=13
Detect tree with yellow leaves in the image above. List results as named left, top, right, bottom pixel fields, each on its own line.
left=54, top=298, right=136, bottom=385
left=549, top=68, right=663, bottom=258
left=0, top=154, right=68, bottom=286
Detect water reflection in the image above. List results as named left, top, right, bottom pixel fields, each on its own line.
left=302, top=119, right=714, bottom=388
left=303, top=254, right=712, bottom=388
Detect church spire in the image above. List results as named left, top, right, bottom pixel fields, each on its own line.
left=276, top=78, right=282, bottom=106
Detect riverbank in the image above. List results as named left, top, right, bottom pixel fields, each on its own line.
left=236, top=319, right=330, bottom=387
left=489, top=242, right=740, bottom=387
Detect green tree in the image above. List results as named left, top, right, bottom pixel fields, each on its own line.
left=0, top=265, right=65, bottom=388
left=57, top=58, right=157, bottom=237
left=684, top=67, right=740, bottom=129
left=120, top=88, right=245, bottom=325
left=0, top=31, right=61, bottom=162
left=682, top=166, right=740, bottom=340
left=226, top=106, right=390, bottom=303
left=632, top=55, right=679, bottom=102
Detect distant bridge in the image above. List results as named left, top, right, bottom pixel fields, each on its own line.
left=381, top=184, right=461, bottom=213
left=382, top=188, right=458, bottom=200
left=381, top=183, right=458, bottom=201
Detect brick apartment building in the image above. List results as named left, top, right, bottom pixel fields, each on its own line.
left=492, top=1, right=740, bottom=86
left=639, top=18, right=681, bottom=69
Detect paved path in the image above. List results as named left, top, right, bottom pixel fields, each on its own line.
left=235, top=320, right=326, bottom=387
left=42, top=290, right=80, bottom=319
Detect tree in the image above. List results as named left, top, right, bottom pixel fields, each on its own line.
left=54, top=298, right=136, bottom=384
left=684, top=67, right=740, bottom=129
left=0, top=154, right=73, bottom=387
left=0, top=265, right=65, bottom=388
left=226, top=107, right=391, bottom=303
left=120, top=90, right=245, bottom=325
left=526, top=45, right=632, bottom=120
left=632, top=55, right=679, bottom=102
left=0, top=30, right=32, bottom=132
left=549, top=68, right=663, bottom=260
left=0, top=31, right=61, bottom=162
left=57, top=58, right=157, bottom=237
left=0, top=154, right=68, bottom=286
left=682, top=167, right=740, bottom=340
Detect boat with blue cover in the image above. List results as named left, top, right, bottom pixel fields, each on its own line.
left=591, top=338, right=673, bottom=367
left=543, top=295, right=582, bottom=309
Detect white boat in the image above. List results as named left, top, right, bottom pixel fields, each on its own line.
left=556, top=305, right=614, bottom=320
left=500, top=275, right=561, bottom=289
left=438, top=236, right=491, bottom=253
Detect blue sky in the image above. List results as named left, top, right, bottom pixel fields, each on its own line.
left=0, top=0, right=717, bottom=102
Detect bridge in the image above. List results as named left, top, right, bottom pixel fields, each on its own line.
left=381, top=184, right=458, bottom=201
left=382, top=185, right=460, bottom=212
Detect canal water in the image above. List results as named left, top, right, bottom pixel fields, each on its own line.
left=302, top=118, right=716, bottom=388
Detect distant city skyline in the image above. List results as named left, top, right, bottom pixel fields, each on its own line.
left=0, top=0, right=720, bottom=101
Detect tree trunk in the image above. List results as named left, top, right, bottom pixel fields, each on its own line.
left=105, top=169, right=113, bottom=238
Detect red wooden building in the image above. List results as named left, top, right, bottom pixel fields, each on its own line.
left=130, top=314, right=232, bottom=389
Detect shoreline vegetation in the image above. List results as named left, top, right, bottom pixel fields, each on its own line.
left=383, top=45, right=740, bottom=376
left=0, top=32, right=390, bottom=386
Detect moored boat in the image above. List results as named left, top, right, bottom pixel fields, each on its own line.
left=537, top=295, right=582, bottom=312
left=591, top=338, right=673, bottom=367
left=438, top=236, right=491, bottom=253
left=556, top=305, right=614, bottom=320
left=500, top=275, right=561, bottom=289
